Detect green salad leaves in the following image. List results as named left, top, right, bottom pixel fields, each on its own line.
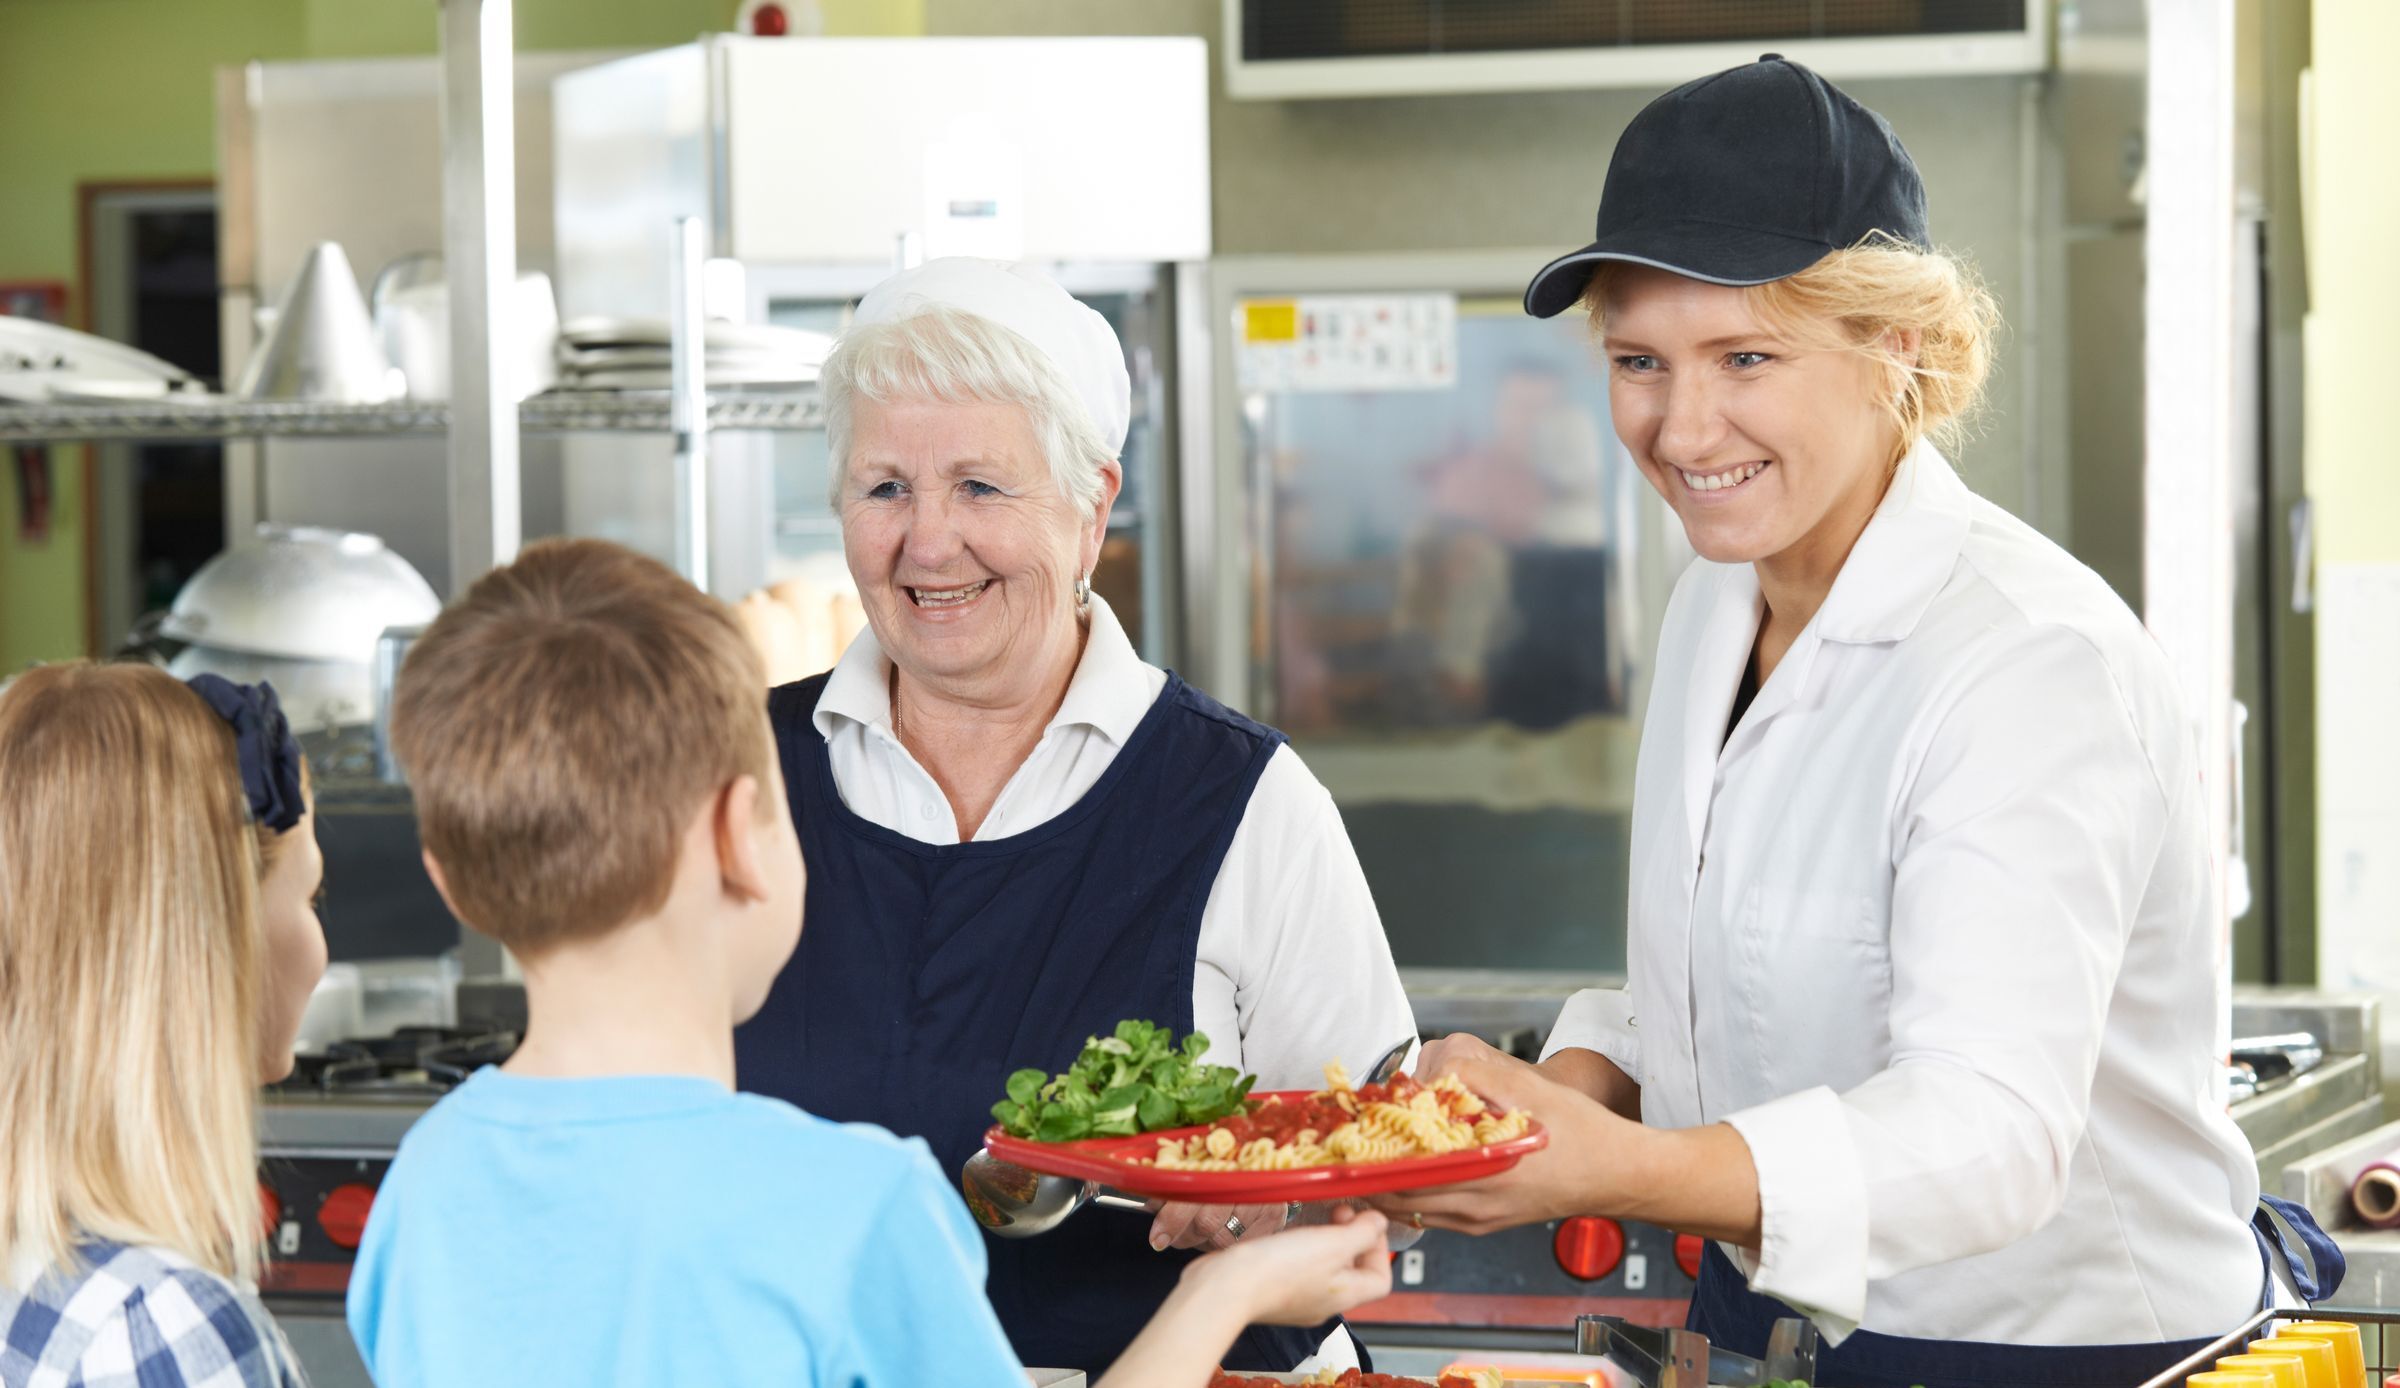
left=992, top=1019, right=1257, bottom=1143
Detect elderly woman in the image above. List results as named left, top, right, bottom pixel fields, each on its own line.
left=734, top=258, right=1414, bottom=1376
left=1374, top=57, right=2340, bottom=1388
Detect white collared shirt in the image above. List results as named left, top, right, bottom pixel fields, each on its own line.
left=1545, top=444, right=2262, bottom=1345
left=809, top=597, right=1413, bottom=1370
left=808, top=594, right=1417, bottom=1115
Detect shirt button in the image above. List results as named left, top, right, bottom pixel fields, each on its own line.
left=920, top=804, right=940, bottom=821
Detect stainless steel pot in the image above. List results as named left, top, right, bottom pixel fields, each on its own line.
left=158, top=525, right=439, bottom=665
left=371, top=624, right=424, bottom=782
left=165, top=643, right=370, bottom=734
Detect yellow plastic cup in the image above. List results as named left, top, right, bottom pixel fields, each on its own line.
left=2254, top=1337, right=2340, bottom=1388
left=2217, top=1351, right=2313, bottom=1388
left=2280, top=1322, right=2366, bottom=1388
left=2189, top=1373, right=2280, bottom=1388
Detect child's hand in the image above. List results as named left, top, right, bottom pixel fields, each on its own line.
left=1182, top=1206, right=1392, bottom=1327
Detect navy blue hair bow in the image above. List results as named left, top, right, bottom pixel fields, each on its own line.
left=184, top=673, right=305, bottom=834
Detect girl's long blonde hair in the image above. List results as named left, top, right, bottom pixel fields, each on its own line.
left=0, top=662, right=285, bottom=1286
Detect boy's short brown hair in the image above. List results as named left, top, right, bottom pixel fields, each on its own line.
left=390, top=538, right=773, bottom=954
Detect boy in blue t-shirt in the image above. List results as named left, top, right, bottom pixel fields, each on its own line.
left=347, top=540, right=1390, bottom=1388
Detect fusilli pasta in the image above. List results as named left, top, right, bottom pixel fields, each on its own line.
left=1144, top=1063, right=1531, bottom=1171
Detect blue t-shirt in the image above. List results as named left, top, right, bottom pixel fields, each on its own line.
left=346, top=1068, right=1027, bottom=1388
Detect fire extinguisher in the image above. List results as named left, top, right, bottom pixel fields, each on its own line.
left=734, top=0, right=821, bottom=37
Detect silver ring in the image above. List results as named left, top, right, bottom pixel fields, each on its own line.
left=1223, top=1213, right=1247, bottom=1240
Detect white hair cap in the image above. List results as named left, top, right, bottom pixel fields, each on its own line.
left=849, top=257, right=1131, bottom=458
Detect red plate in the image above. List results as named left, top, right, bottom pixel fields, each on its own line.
left=982, top=1090, right=1548, bottom=1202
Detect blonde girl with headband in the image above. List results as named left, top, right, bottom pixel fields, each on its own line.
left=0, top=666, right=327, bottom=1387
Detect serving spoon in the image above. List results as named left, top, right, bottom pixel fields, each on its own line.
left=962, top=1034, right=1418, bottom=1239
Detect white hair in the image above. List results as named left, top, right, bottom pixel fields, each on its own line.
left=821, top=304, right=1115, bottom=510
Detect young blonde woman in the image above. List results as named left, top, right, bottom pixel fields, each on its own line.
left=1374, top=57, right=2341, bottom=1386
left=0, top=665, right=326, bottom=1387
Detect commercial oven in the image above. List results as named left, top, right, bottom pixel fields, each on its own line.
left=1196, top=250, right=1699, bottom=1354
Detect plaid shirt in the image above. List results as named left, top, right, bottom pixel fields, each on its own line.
left=2, top=1242, right=304, bottom=1388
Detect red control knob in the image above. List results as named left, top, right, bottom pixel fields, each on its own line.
left=1552, top=1216, right=1626, bottom=1282
left=1674, top=1233, right=1705, bottom=1280
left=317, top=1183, right=376, bottom=1250
left=258, top=1182, right=282, bottom=1238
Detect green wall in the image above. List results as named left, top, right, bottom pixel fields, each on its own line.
left=0, top=0, right=305, bottom=668
left=0, top=0, right=920, bottom=670
left=2308, top=0, right=2400, bottom=569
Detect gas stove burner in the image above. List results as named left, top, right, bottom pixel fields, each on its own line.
left=272, top=1024, right=518, bottom=1098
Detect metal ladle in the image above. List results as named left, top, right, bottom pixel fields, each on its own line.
left=962, top=1034, right=1418, bottom=1239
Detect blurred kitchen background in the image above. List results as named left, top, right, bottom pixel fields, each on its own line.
left=4, top=0, right=2399, bottom=1370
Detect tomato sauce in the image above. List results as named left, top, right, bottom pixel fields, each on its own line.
left=1212, top=1073, right=1451, bottom=1151
left=1200, top=1363, right=1478, bottom=1373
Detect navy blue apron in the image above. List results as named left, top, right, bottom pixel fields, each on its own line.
left=735, top=672, right=1337, bottom=1375
left=1688, top=1194, right=2346, bottom=1387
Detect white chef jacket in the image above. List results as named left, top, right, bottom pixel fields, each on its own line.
left=1543, top=443, right=2262, bottom=1346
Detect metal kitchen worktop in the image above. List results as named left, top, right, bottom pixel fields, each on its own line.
left=2277, top=1115, right=2400, bottom=1308
left=2230, top=989, right=2388, bottom=1192
left=2327, top=1227, right=2400, bottom=1307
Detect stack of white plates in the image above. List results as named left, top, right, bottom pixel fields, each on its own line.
left=553, top=316, right=833, bottom=391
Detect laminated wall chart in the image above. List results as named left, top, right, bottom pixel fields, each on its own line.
left=1237, top=294, right=1458, bottom=394
left=2317, top=562, right=2400, bottom=1010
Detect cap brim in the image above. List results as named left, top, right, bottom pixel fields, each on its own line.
left=1523, top=223, right=1834, bottom=318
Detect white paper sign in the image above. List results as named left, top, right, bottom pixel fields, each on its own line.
left=2316, top=562, right=2400, bottom=1007
left=1236, top=293, right=1458, bottom=393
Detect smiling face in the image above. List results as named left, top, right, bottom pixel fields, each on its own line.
left=840, top=396, right=1117, bottom=703
left=255, top=807, right=328, bottom=1083
left=1600, top=264, right=1903, bottom=573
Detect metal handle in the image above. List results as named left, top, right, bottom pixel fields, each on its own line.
left=372, top=624, right=427, bottom=785
left=368, top=251, right=441, bottom=315
left=2231, top=1031, right=2324, bottom=1078
left=1364, top=1035, right=1416, bottom=1086
left=2289, top=497, right=2314, bottom=614
left=669, top=216, right=709, bottom=590
left=2228, top=697, right=2252, bottom=920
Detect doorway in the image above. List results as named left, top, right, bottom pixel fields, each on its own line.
left=80, top=182, right=222, bottom=655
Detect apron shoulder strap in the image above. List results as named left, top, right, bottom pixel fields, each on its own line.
left=2254, top=1194, right=2346, bottom=1304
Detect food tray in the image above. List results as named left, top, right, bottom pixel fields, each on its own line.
left=1209, top=1363, right=1564, bottom=1373
left=982, top=1090, right=1547, bottom=1202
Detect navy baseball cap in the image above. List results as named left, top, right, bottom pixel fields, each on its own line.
left=1524, top=55, right=1931, bottom=318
